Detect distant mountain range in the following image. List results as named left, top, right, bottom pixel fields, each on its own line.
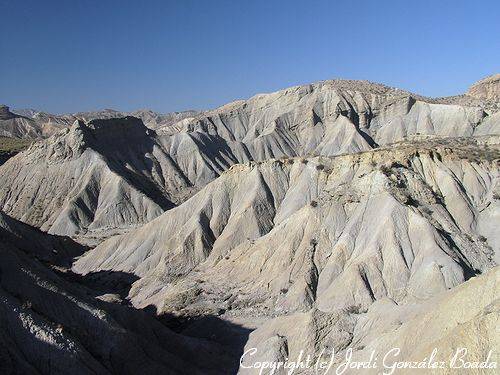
left=2, top=74, right=500, bottom=142
left=1, top=105, right=200, bottom=139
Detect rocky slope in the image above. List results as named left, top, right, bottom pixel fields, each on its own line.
left=0, top=210, right=85, bottom=267
left=157, top=79, right=499, bottom=155
left=74, top=137, right=499, bottom=312
left=240, top=266, right=499, bottom=374
left=0, top=210, right=236, bottom=374
left=0, top=117, right=197, bottom=243
left=70, top=135, right=499, bottom=373
left=468, top=73, right=500, bottom=102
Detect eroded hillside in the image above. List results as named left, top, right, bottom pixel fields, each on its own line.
left=1, top=77, right=499, bottom=374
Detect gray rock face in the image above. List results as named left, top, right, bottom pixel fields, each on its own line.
left=158, top=79, right=499, bottom=155
left=71, top=136, right=499, bottom=374
left=240, top=266, right=499, bottom=375
left=10, top=107, right=201, bottom=138
left=0, top=210, right=85, bottom=267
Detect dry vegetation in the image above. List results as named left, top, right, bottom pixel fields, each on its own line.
left=0, top=137, right=32, bottom=163
left=0, top=136, right=32, bottom=153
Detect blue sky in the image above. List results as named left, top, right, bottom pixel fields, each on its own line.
left=1, top=0, right=499, bottom=114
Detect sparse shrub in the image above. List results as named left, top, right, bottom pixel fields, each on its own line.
left=478, top=235, right=487, bottom=243
left=310, top=200, right=318, bottom=207
left=405, top=196, right=418, bottom=207
left=379, top=165, right=392, bottom=176
left=301, top=159, right=308, bottom=164
left=0, top=136, right=32, bottom=154
left=421, top=207, right=433, bottom=216
left=280, top=288, right=288, bottom=294
left=345, top=304, right=361, bottom=314
left=316, top=164, right=325, bottom=171
left=434, top=193, right=444, bottom=205
left=310, top=238, right=318, bottom=246
left=391, top=161, right=405, bottom=169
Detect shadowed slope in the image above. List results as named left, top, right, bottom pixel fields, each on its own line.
left=0, top=218, right=247, bottom=374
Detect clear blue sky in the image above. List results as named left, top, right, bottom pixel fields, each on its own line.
left=1, top=0, right=499, bottom=114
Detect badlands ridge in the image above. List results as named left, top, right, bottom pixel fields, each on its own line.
left=0, top=76, right=498, bottom=374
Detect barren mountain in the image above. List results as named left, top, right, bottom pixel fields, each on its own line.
left=158, top=79, right=499, bottom=151
left=0, top=117, right=196, bottom=243
left=72, top=135, right=499, bottom=372
left=1, top=77, right=499, bottom=374
left=12, top=107, right=200, bottom=134
left=69, top=108, right=200, bottom=129
left=2, top=79, right=499, bottom=245
left=0, top=107, right=200, bottom=166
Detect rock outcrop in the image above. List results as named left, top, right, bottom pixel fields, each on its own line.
left=468, top=74, right=500, bottom=102
left=11, top=107, right=200, bottom=136
left=240, top=266, right=499, bottom=374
